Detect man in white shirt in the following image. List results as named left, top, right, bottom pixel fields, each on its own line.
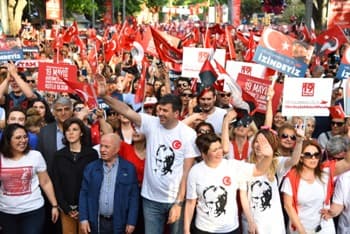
left=95, top=75, right=199, bottom=234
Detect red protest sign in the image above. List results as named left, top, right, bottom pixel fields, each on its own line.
left=37, top=62, right=77, bottom=92
left=236, top=73, right=283, bottom=114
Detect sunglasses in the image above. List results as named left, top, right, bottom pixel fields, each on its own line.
left=280, top=133, right=297, bottom=141
left=46, top=94, right=55, bottom=98
left=26, top=80, right=35, bottom=83
left=331, top=121, right=344, bottom=127
left=107, top=112, right=117, bottom=116
left=178, top=83, right=188, bottom=88
left=197, top=129, right=212, bottom=135
left=302, top=151, right=321, bottom=159
left=234, top=120, right=249, bottom=128
left=181, top=93, right=193, bottom=98
left=220, top=93, right=231, bottom=97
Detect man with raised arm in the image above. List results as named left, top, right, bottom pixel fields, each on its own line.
left=95, top=75, right=199, bottom=234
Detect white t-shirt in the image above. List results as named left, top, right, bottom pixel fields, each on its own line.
left=332, top=170, right=350, bottom=234
left=206, top=107, right=227, bottom=135
left=282, top=168, right=335, bottom=234
left=0, top=150, right=47, bottom=214
left=186, top=159, right=254, bottom=233
left=140, top=113, right=199, bottom=203
left=240, top=157, right=289, bottom=234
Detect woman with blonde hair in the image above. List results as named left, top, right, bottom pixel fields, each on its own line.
left=240, top=125, right=304, bottom=234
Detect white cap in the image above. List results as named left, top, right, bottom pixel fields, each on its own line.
left=144, top=96, right=158, bottom=106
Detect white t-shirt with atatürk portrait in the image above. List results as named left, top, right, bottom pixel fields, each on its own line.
left=140, top=113, right=199, bottom=203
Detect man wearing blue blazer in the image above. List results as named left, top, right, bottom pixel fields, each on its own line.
left=79, top=133, right=139, bottom=234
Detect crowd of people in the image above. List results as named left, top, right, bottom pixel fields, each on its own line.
left=0, top=17, right=349, bottom=234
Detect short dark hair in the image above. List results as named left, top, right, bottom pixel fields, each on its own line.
left=195, top=133, right=221, bottom=155
left=158, top=94, right=182, bottom=113
left=6, top=107, right=26, bottom=122
left=195, top=122, right=215, bottom=134
left=62, top=117, right=87, bottom=145
left=0, top=124, right=30, bottom=158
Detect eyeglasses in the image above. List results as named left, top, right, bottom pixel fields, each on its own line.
left=181, top=93, right=192, bottom=98
left=197, top=129, right=212, bottom=135
left=74, top=107, right=83, bottom=112
left=331, top=121, right=344, bottom=127
left=107, top=112, right=117, bottom=116
left=26, top=80, right=35, bottom=83
left=178, top=83, right=188, bottom=88
left=302, top=151, right=321, bottom=159
left=220, top=93, right=231, bottom=98
left=280, top=133, right=297, bottom=141
left=46, top=94, right=55, bottom=98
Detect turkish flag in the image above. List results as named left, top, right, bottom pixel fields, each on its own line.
left=244, top=31, right=256, bottom=62
left=329, top=105, right=345, bottom=119
left=59, top=77, right=98, bottom=109
left=134, top=60, right=148, bottom=104
left=225, top=26, right=236, bottom=60
left=62, top=21, right=79, bottom=43
left=119, top=18, right=137, bottom=50
left=150, top=27, right=182, bottom=64
left=104, top=36, right=118, bottom=62
left=87, top=45, right=98, bottom=74
left=314, top=26, right=348, bottom=56
left=73, top=35, right=87, bottom=59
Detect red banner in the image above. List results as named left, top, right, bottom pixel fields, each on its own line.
left=236, top=73, right=283, bottom=114
left=37, top=63, right=77, bottom=92
left=103, top=0, right=113, bottom=25
left=46, top=0, right=62, bottom=21
left=232, top=0, right=241, bottom=27
left=327, top=0, right=350, bottom=29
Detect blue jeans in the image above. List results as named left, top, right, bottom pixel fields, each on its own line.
left=0, top=206, right=45, bottom=234
left=143, top=198, right=183, bottom=234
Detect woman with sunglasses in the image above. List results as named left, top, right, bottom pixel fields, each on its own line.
left=179, top=88, right=194, bottom=120
left=222, top=110, right=253, bottom=160
left=239, top=125, right=304, bottom=234
left=277, top=123, right=298, bottom=157
left=282, top=140, right=350, bottom=234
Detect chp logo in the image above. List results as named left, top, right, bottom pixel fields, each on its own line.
left=302, top=82, right=315, bottom=97
left=172, top=140, right=182, bottom=150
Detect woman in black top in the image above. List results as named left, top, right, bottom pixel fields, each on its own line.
left=52, top=118, right=98, bottom=234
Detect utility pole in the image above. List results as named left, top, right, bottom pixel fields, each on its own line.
left=123, top=0, right=126, bottom=22
left=92, top=0, right=95, bottom=28
left=305, top=0, right=312, bottom=30
left=227, top=0, right=232, bottom=24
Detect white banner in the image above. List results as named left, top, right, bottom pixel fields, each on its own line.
left=226, top=61, right=267, bottom=81
left=181, top=47, right=226, bottom=78
left=282, top=78, right=333, bottom=116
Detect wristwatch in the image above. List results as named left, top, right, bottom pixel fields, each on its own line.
left=174, top=200, right=184, bottom=207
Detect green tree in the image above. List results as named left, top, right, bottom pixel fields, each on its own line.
left=299, top=0, right=327, bottom=30
left=241, top=0, right=263, bottom=18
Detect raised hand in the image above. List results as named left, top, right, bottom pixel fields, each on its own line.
left=94, top=73, right=107, bottom=97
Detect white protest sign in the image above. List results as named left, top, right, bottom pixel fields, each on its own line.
left=282, top=78, right=333, bottom=116
left=181, top=47, right=225, bottom=78
left=225, top=61, right=267, bottom=81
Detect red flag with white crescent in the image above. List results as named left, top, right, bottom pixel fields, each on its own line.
left=62, top=21, right=79, bottom=43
